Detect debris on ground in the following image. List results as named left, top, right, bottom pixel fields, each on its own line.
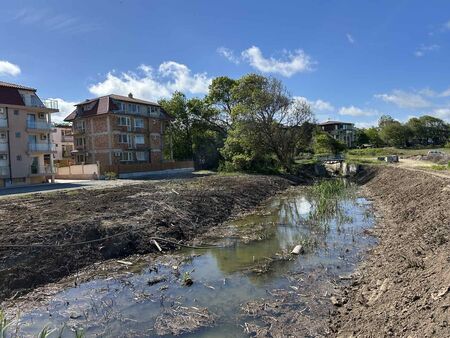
left=153, top=306, right=215, bottom=336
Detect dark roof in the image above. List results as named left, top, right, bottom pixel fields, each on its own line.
left=318, top=120, right=354, bottom=126
left=74, top=94, right=159, bottom=107
left=0, top=81, right=36, bottom=91
left=0, top=86, right=25, bottom=106
left=64, top=94, right=169, bottom=122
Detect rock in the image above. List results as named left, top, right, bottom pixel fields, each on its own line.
left=148, top=275, right=167, bottom=286
left=331, top=296, right=343, bottom=307
left=291, top=245, right=304, bottom=255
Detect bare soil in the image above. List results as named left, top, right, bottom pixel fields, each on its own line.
left=0, top=174, right=291, bottom=301
left=331, top=166, right=450, bottom=337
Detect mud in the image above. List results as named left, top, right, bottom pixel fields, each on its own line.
left=331, top=166, right=450, bottom=337
left=0, top=174, right=291, bottom=301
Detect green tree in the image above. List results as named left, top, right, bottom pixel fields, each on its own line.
left=223, top=74, right=314, bottom=172
left=379, top=120, right=410, bottom=147
left=313, top=132, right=346, bottom=155
left=365, top=127, right=384, bottom=147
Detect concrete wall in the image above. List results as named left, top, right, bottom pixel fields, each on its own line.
left=56, top=163, right=99, bottom=180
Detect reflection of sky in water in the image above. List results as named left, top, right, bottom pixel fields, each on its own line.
left=11, top=187, right=375, bottom=338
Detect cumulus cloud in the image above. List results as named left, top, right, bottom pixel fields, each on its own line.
left=88, top=62, right=212, bottom=100
left=48, top=98, right=77, bottom=122
left=432, top=108, right=450, bottom=121
left=374, top=90, right=431, bottom=109
left=443, top=20, right=450, bottom=31
left=414, top=44, right=440, bottom=57
left=241, top=46, right=315, bottom=77
left=217, top=47, right=240, bottom=64
left=0, top=60, right=21, bottom=77
left=346, top=33, right=355, bottom=44
left=338, top=106, right=377, bottom=117
left=294, top=96, right=334, bottom=112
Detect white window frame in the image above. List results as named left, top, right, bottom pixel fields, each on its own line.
left=136, top=151, right=146, bottom=161
left=134, top=118, right=144, bottom=128
left=118, top=134, right=129, bottom=144
left=120, top=151, right=133, bottom=162
left=135, top=134, right=145, bottom=144
left=118, top=116, right=131, bottom=126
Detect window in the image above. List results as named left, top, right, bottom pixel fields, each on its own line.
left=120, top=151, right=133, bottom=162
left=75, top=138, right=85, bottom=146
left=40, top=134, right=47, bottom=140
left=118, top=116, right=130, bottom=126
left=0, top=133, right=6, bottom=140
left=16, top=155, right=21, bottom=161
left=135, top=134, right=145, bottom=144
left=0, top=154, right=7, bottom=160
left=134, top=118, right=144, bottom=128
left=15, top=132, right=21, bottom=138
left=118, top=134, right=129, bottom=143
left=14, top=110, right=19, bottom=115
left=75, top=120, right=85, bottom=131
left=38, top=112, right=46, bottom=119
left=136, top=151, right=147, bottom=161
left=127, top=104, right=137, bottom=113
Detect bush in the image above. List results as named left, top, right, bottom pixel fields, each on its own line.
left=104, top=171, right=118, bottom=180
left=445, top=142, right=450, bottom=149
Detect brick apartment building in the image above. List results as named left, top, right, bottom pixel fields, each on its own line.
left=64, top=93, right=192, bottom=175
left=0, top=81, right=59, bottom=187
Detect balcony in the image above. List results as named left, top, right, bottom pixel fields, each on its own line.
left=42, top=99, right=59, bottom=110
left=0, top=143, right=8, bottom=152
left=0, top=119, right=7, bottom=128
left=21, top=95, right=58, bottom=110
left=30, top=165, right=56, bottom=176
left=0, top=166, right=9, bottom=177
left=27, top=121, right=54, bottom=131
left=28, top=143, right=56, bottom=153
left=62, top=135, right=74, bottom=142
left=72, top=128, right=85, bottom=135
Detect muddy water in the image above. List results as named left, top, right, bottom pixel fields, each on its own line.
left=7, top=184, right=375, bottom=337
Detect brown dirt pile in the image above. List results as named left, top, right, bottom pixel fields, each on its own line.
left=331, top=166, right=450, bottom=337
left=0, top=174, right=291, bottom=301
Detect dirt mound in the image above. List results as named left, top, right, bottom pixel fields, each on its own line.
left=0, top=174, right=291, bottom=301
left=331, top=166, right=450, bottom=337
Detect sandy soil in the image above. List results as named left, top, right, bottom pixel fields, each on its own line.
left=331, top=166, right=450, bottom=337
left=0, top=174, right=291, bottom=301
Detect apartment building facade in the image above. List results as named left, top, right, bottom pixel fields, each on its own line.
left=64, top=93, right=179, bottom=173
left=318, top=120, right=356, bottom=148
left=0, top=81, right=59, bottom=187
left=52, top=124, right=74, bottom=161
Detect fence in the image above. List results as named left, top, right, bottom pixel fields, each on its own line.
left=101, top=160, right=194, bottom=176
left=56, top=162, right=100, bottom=180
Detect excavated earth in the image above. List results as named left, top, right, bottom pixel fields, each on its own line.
left=0, top=174, right=291, bottom=301
left=331, top=166, right=450, bottom=337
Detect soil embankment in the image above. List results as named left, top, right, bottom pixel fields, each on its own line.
left=0, top=174, right=291, bottom=301
left=332, top=166, right=450, bottom=337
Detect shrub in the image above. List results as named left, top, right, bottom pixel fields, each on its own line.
left=104, top=171, right=118, bottom=180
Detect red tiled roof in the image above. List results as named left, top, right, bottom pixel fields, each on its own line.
left=0, top=81, right=36, bottom=91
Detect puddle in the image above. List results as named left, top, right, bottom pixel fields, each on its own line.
left=4, top=182, right=376, bottom=337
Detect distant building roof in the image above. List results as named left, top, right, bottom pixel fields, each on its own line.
left=318, top=120, right=354, bottom=126
left=0, top=81, right=36, bottom=91
left=74, top=94, right=159, bottom=107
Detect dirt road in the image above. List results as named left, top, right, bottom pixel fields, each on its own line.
left=0, top=174, right=291, bottom=301
left=331, top=166, right=450, bottom=337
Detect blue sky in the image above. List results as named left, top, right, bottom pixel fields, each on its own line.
left=1, top=0, right=450, bottom=125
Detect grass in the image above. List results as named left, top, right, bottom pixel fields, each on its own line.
left=347, top=147, right=450, bottom=158
left=0, top=310, right=12, bottom=338
left=430, top=164, right=450, bottom=171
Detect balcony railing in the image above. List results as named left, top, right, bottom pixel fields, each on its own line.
left=62, top=135, right=74, bottom=142
left=0, top=119, right=7, bottom=128
left=28, top=143, right=56, bottom=153
left=42, top=99, right=59, bottom=110
left=30, top=165, right=56, bottom=175
left=0, top=143, right=8, bottom=152
left=0, top=166, right=9, bottom=176
left=27, top=120, right=54, bottom=130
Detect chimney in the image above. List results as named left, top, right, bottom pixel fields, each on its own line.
left=128, top=93, right=133, bottom=99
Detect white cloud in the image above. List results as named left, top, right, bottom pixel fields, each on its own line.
left=374, top=90, right=431, bottom=108
left=346, top=33, right=355, bottom=44
left=48, top=98, right=77, bottom=122
left=217, top=47, right=240, bottom=64
left=414, top=44, right=440, bottom=57
left=12, top=8, right=99, bottom=34
left=432, top=108, right=450, bottom=121
left=241, top=46, right=315, bottom=77
left=439, top=87, right=450, bottom=97
left=294, top=96, right=334, bottom=112
left=338, top=106, right=377, bottom=117
left=0, top=60, right=21, bottom=77
left=354, top=121, right=378, bottom=129
left=89, top=62, right=212, bottom=100
left=443, top=20, right=450, bottom=31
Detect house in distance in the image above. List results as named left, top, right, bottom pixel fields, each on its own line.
left=318, top=120, right=356, bottom=148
